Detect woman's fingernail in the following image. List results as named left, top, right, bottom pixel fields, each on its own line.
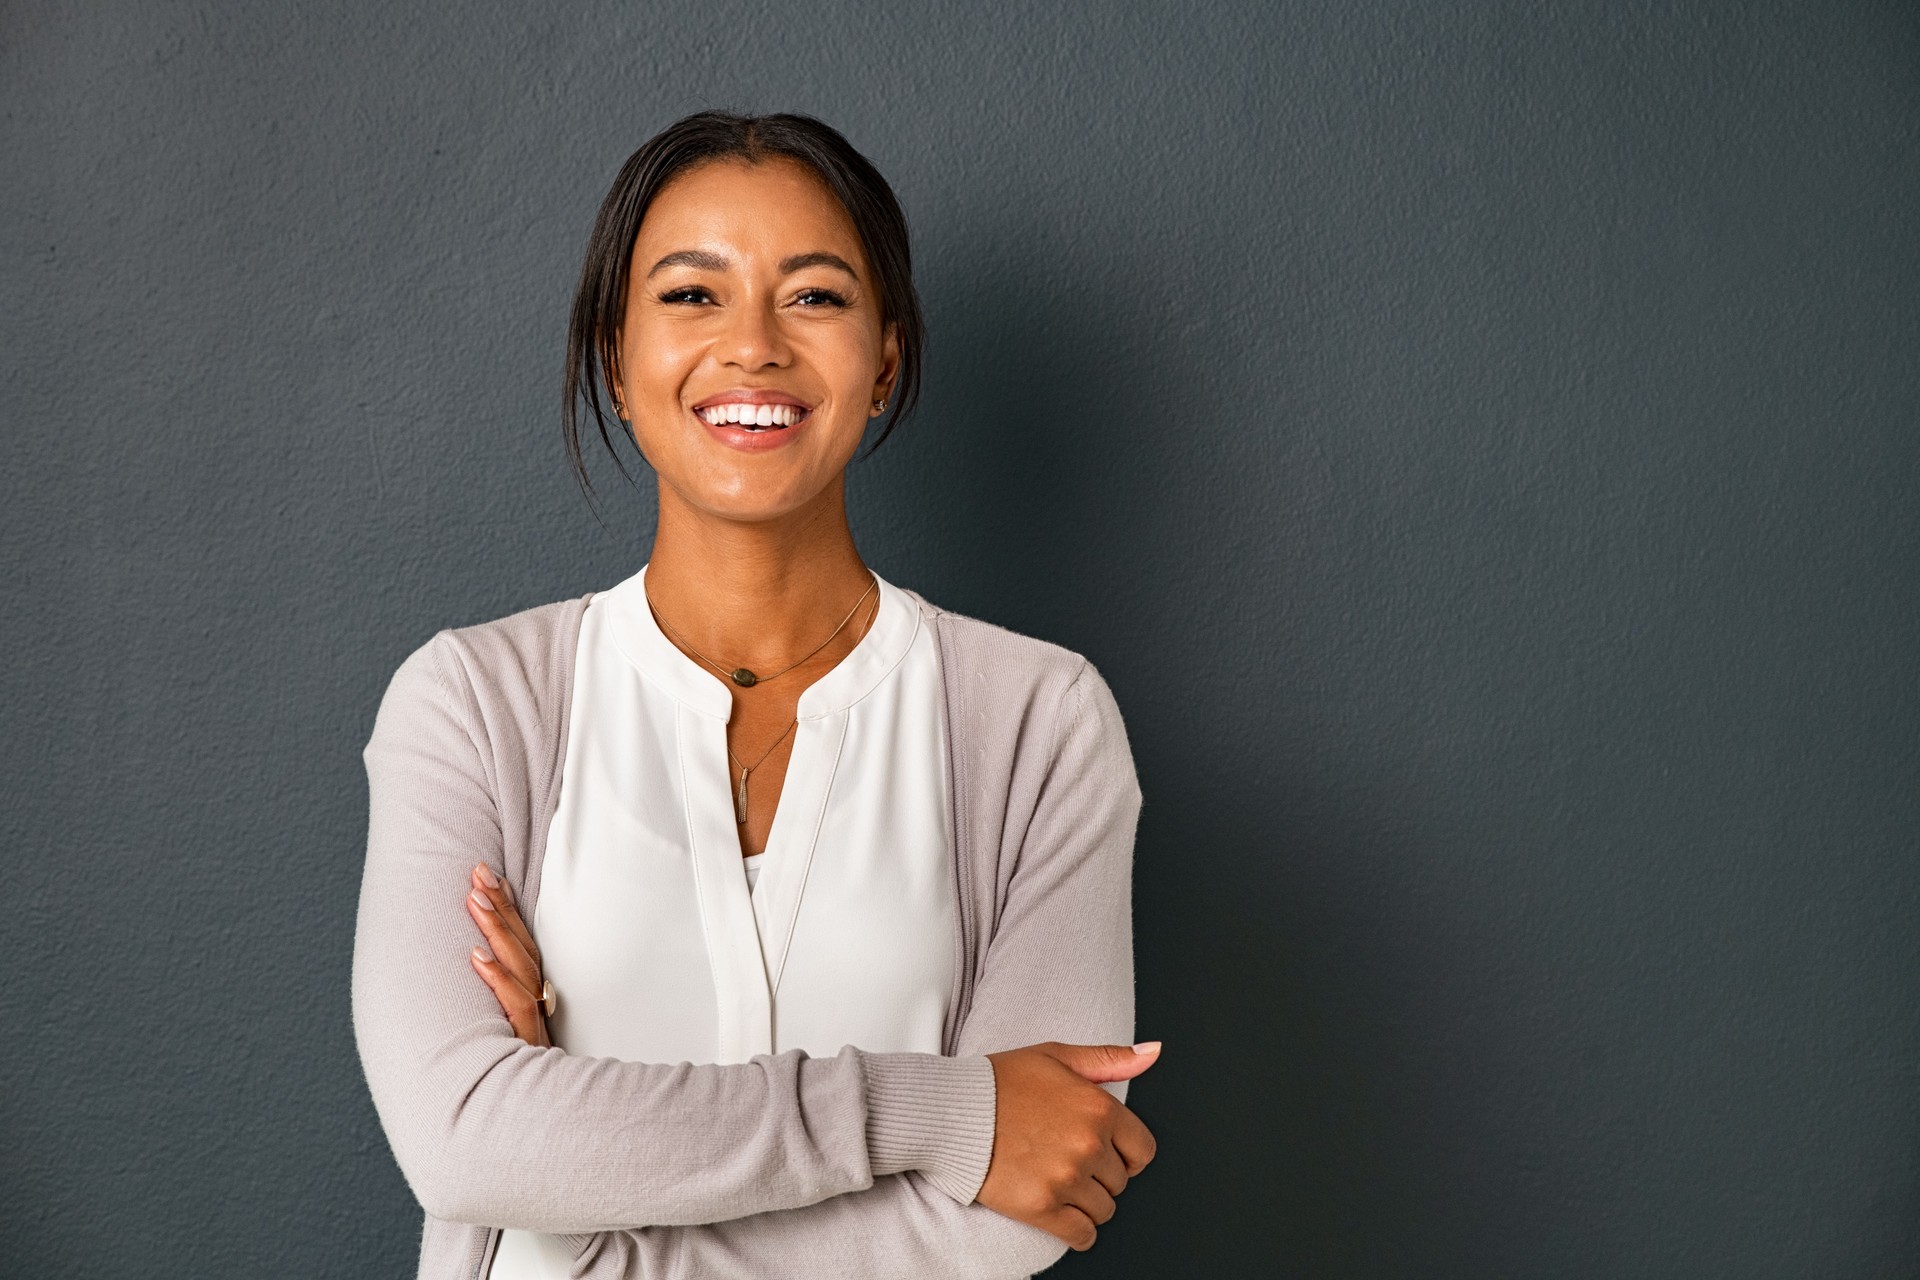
left=1132, top=1041, right=1162, bottom=1055
left=498, top=879, right=512, bottom=903
left=472, top=945, right=493, bottom=963
left=474, top=864, right=499, bottom=888
left=470, top=888, right=495, bottom=912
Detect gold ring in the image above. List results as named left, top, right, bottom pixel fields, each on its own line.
left=538, top=979, right=557, bottom=1018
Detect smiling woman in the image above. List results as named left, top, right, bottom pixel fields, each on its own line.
left=606, top=156, right=900, bottom=533
left=350, top=112, right=1156, bottom=1280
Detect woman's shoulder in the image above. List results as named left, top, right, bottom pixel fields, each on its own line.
left=902, top=589, right=1129, bottom=747
left=377, top=592, right=593, bottom=730
left=904, top=589, right=1141, bottom=810
left=902, top=589, right=1089, bottom=686
left=434, top=592, right=593, bottom=674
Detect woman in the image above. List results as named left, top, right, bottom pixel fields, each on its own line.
left=352, top=111, right=1157, bottom=1280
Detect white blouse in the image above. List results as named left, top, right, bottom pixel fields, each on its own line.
left=489, top=565, right=957, bottom=1278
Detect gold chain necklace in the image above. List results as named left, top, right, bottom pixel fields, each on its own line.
left=645, top=574, right=878, bottom=688
left=725, top=719, right=796, bottom=824
left=645, top=574, right=880, bottom=824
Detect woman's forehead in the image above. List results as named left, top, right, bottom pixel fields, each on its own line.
left=633, top=157, right=866, bottom=272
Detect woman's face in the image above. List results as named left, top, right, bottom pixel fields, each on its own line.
left=614, top=157, right=899, bottom=525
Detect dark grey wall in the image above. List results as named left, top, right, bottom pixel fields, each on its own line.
left=4, top=1, right=1917, bottom=1275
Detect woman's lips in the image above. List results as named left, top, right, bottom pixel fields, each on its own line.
left=693, top=402, right=812, bottom=453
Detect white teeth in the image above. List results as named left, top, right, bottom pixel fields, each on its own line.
left=696, top=403, right=806, bottom=427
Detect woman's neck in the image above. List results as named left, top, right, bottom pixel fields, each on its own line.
left=641, top=476, right=874, bottom=671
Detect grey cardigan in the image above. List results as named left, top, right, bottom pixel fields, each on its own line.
left=351, top=588, right=1143, bottom=1279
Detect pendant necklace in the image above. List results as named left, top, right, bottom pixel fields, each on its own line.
left=645, top=574, right=878, bottom=689
left=644, top=573, right=881, bottom=824
left=727, top=719, right=797, bottom=824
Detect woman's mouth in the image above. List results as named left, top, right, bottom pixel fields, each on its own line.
left=694, top=402, right=810, bottom=430
left=690, top=393, right=815, bottom=452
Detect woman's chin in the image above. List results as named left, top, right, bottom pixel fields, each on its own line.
left=645, top=423, right=862, bottom=527
left=670, top=471, right=846, bottom=528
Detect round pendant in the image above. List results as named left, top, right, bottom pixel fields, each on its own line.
left=730, top=668, right=758, bottom=688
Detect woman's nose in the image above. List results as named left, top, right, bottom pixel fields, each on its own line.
left=718, top=297, right=790, bottom=370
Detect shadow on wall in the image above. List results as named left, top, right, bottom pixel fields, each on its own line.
left=855, top=226, right=1477, bottom=1271
left=854, top=222, right=1177, bottom=627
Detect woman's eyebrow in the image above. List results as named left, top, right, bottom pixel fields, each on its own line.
left=646, top=249, right=728, bottom=278
left=779, top=251, right=859, bottom=277
left=644, top=250, right=859, bottom=279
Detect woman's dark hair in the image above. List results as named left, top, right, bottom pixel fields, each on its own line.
left=563, top=111, right=926, bottom=496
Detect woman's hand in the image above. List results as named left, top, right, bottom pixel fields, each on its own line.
left=976, top=1042, right=1160, bottom=1251
left=465, top=863, right=551, bottom=1048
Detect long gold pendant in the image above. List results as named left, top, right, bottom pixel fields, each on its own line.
left=735, top=768, right=750, bottom=823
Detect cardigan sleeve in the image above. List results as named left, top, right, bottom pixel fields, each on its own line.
left=549, top=662, right=1144, bottom=1278
left=351, top=634, right=996, bottom=1232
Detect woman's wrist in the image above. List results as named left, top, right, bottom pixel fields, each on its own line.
left=856, top=1050, right=997, bottom=1205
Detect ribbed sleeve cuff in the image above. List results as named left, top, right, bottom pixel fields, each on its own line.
left=858, top=1050, right=997, bottom=1205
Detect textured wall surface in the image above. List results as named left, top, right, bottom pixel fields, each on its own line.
left=4, top=1, right=1917, bottom=1275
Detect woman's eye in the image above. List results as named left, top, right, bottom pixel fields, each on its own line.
left=657, top=286, right=844, bottom=307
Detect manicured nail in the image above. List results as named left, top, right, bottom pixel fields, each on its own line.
left=474, top=864, right=499, bottom=887
left=472, top=945, right=493, bottom=963
left=470, top=888, right=495, bottom=912
left=1132, top=1041, right=1161, bottom=1055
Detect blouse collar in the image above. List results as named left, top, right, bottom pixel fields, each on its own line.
left=602, top=563, right=922, bottom=722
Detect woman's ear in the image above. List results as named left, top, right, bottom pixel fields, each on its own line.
left=873, top=321, right=901, bottom=405
left=602, top=339, right=631, bottom=422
